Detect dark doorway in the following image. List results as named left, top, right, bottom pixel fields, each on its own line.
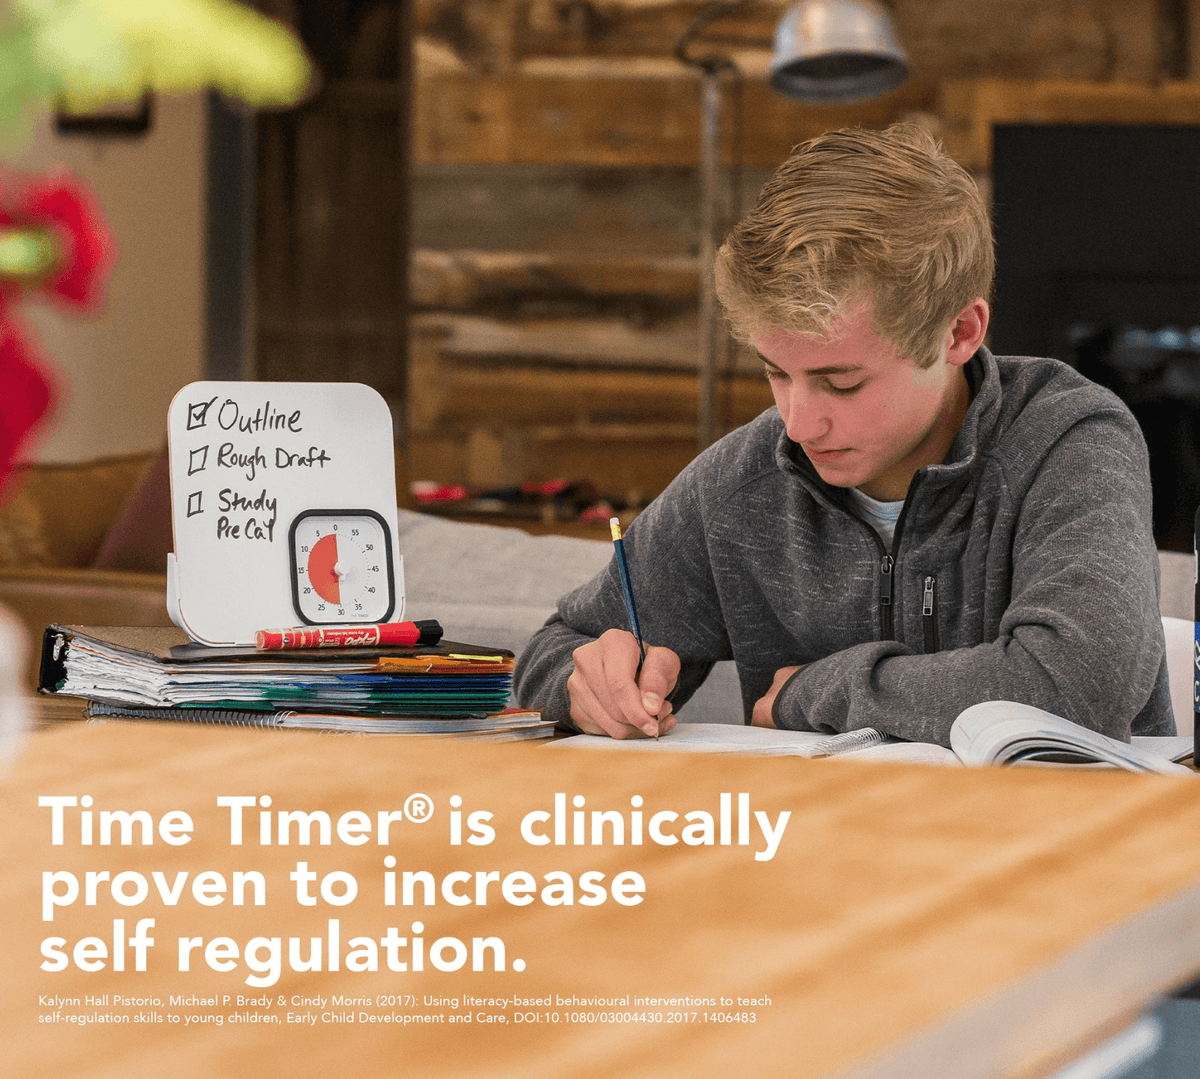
left=991, top=124, right=1200, bottom=550
left=253, top=1, right=411, bottom=445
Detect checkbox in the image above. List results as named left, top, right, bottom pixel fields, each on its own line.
left=188, top=446, right=209, bottom=475
left=186, top=396, right=217, bottom=430
left=187, top=491, right=204, bottom=517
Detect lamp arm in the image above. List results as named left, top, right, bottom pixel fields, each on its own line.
left=674, top=0, right=752, bottom=73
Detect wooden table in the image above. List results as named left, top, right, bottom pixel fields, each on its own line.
left=4, top=718, right=1200, bottom=1079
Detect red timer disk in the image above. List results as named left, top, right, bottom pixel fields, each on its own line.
left=307, top=532, right=341, bottom=604
left=288, top=510, right=395, bottom=624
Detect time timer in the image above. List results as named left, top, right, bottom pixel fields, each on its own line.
left=288, top=509, right=396, bottom=624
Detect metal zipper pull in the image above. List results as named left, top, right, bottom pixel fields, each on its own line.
left=879, top=555, right=895, bottom=639
left=922, top=574, right=938, bottom=652
left=880, top=555, right=894, bottom=605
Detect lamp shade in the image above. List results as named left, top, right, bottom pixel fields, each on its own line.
left=770, top=0, right=908, bottom=101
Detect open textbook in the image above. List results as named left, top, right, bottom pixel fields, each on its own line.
left=553, top=700, right=1195, bottom=776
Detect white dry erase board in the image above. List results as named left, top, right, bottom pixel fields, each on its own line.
left=165, top=382, right=404, bottom=645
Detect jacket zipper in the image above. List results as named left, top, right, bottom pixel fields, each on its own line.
left=827, top=473, right=922, bottom=644
left=876, top=474, right=921, bottom=641
left=879, top=555, right=894, bottom=639
left=922, top=574, right=938, bottom=652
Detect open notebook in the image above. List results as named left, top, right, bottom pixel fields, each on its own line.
left=551, top=700, right=1195, bottom=776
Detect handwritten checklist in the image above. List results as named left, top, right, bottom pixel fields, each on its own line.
left=166, top=382, right=403, bottom=645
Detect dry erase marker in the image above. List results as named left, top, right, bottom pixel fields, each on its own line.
left=610, top=517, right=646, bottom=668
left=256, top=619, right=443, bottom=650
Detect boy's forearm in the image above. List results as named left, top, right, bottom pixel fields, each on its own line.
left=513, top=616, right=587, bottom=725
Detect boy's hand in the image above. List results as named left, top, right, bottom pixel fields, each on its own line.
left=751, top=665, right=803, bottom=727
left=567, top=628, right=680, bottom=738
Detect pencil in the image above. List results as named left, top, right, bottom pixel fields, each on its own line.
left=609, top=517, right=646, bottom=671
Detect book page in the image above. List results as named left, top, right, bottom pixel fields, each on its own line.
left=1131, top=735, right=1195, bottom=763
left=547, top=723, right=832, bottom=755
left=951, top=702, right=1195, bottom=776
left=849, top=742, right=962, bottom=766
left=549, top=724, right=961, bottom=763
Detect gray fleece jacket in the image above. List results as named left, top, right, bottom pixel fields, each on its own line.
left=513, top=348, right=1175, bottom=743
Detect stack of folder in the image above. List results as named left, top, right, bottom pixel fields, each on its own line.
left=38, top=625, right=553, bottom=741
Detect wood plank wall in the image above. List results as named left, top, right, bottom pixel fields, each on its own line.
left=258, top=0, right=1200, bottom=509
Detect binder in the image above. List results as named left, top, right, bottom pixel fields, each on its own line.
left=38, top=625, right=532, bottom=732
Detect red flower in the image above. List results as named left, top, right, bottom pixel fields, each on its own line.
left=0, top=177, right=113, bottom=311
left=0, top=176, right=112, bottom=497
left=0, top=326, right=56, bottom=499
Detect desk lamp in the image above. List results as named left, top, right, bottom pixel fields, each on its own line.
left=677, top=0, right=909, bottom=449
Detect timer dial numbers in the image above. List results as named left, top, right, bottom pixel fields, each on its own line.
left=289, top=510, right=395, bottom=624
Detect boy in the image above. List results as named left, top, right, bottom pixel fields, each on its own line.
left=513, top=123, right=1173, bottom=743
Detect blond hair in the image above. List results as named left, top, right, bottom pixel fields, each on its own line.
left=714, top=122, right=993, bottom=367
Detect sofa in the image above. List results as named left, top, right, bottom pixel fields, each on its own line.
left=0, top=452, right=1193, bottom=734
left=0, top=450, right=175, bottom=686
